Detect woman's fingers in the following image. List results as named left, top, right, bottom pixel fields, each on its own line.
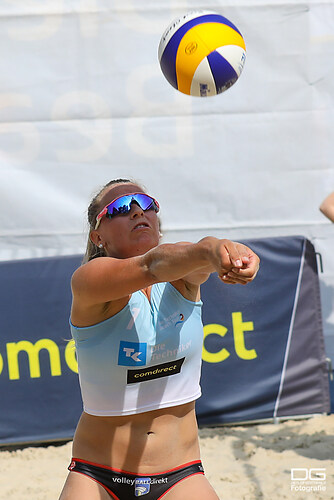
left=222, top=240, right=244, bottom=268
left=221, top=270, right=251, bottom=285
left=213, top=239, right=260, bottom=284
left=220, top=245, right=260, bottom=285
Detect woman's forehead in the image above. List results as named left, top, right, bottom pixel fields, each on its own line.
left=100, top=183, right=144, bottom=206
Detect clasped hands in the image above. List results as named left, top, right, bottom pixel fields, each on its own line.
left=214, top=240, right=260, bottom=286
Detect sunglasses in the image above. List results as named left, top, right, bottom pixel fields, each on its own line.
left=95, top=193, right=160, bottom=229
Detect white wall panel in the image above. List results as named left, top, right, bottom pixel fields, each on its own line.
left=0, top=1, right=333, bottom=354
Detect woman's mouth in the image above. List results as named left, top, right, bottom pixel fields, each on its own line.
left=132, top=222, right=150, bottom=231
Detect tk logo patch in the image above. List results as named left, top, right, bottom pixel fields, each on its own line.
left=118, top=341, right=147, bottom=366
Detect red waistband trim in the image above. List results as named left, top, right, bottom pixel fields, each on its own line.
left=70, top=457, right=202, bottom=476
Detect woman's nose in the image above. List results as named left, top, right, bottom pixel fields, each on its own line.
left=130, top=203, right=144, bottom=218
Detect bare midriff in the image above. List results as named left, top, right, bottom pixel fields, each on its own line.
left=72, top=401, right=200, bottom=474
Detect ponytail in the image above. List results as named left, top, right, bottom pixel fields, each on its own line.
left=82, top=178, right=142, bottom=264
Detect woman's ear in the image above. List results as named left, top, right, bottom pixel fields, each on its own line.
left=89, top=229, right=102, bottom=248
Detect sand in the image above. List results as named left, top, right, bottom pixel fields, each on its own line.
left=0, top=414, right=333, bottom=500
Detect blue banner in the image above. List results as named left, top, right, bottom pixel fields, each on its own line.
left=197, top=237, right=330, bottom=424
left=0, top=237, right=330, bottom=444
left=0, top=256, right=82, bottom=444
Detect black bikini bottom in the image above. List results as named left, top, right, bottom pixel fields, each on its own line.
left=68, top=457, right=205, bottom=499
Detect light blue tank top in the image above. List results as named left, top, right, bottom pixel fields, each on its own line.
left=70, top=282, right=203, bottom=416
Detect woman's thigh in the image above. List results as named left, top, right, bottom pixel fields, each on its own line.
left=58, top=471, right=111, bottom=500
left=163, top=473, right=220, bottom=500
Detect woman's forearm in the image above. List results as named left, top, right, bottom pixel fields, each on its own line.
left=143, top=237, right=236, bottom=283
left=320, top=192, right=334, bottom=222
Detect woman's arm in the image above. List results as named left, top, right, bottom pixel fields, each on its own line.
left=320, top=192, right=334, bottom=222
left=178, top=241, right=259, bottom=287
left=71, top=237, right=259, bottom=305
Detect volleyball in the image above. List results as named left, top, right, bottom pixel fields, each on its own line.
left=158, top=10, right=246, bottom=97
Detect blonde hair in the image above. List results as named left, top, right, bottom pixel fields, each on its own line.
left=83, top=178, right=143, bottom=264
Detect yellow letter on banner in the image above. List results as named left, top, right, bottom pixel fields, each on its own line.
left=202, top=324, right=230, bottom=363
left=232, top=312, right=257, bottom=360
left=7, top=339, right=61, bottom=380
left=65, top=339, right=78, bottom=373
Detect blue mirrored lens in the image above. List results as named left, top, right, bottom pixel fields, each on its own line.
left=106, top=194, right=157, bottom=218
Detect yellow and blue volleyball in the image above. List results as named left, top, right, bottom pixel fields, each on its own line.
left=158, top=10, right=246, bottom=97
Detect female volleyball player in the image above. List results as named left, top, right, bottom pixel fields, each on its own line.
left=59, top=178, right=260, bottom=500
